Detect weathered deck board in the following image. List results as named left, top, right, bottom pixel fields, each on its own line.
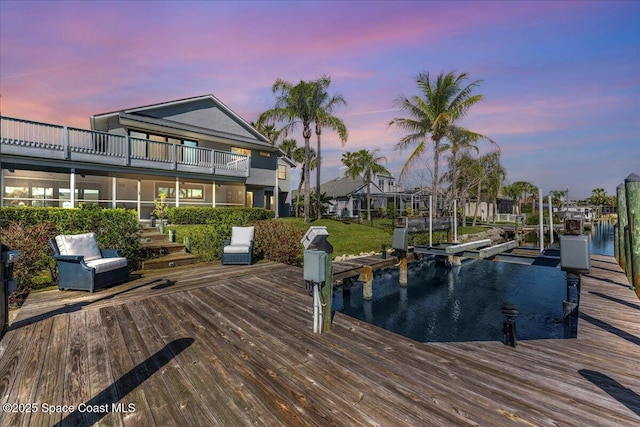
left=1, top=256, right=639, bottom=426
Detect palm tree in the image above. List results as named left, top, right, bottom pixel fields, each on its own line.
left=502, top=183, right=523, bottom=215
left=507, top=181, right=537, bottom=214
left=259, top=77, right=337, bottom=223
left=471, top=151, right=505, bottom=225
left=485, top=153, right=506, bottom=223
left=250, top=121, right=280, bottom=145
left=278, top=138, right=298, bottom=159
left=441, top=128, right=480, bottom=207
left=312, top=76, right=348, bottom=220
left=590, top=188, right=607, bottom=206
left=281, top=142, right=316, bottom=217
left=341, top=149, right=390, bottom=223
left=389, top=71, right=490, bottom=215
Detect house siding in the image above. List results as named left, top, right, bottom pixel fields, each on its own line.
left=1, top=95, right=292, bottom=217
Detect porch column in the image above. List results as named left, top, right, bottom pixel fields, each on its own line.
left=274, top=165, right=279, bottom=218
left=0, top=165, right=4, bottom=207
left=70, top=168, right=76, bottom=208
left=212, top=181, right=216, bottom=207
left=137, top=179, right=141, bottom=221
left=112, top=177, right=117, bottom=208
left=175, top=177, right=180, bottom=207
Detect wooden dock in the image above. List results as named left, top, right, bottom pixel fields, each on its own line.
left=1, top=255, right=639, bottom=426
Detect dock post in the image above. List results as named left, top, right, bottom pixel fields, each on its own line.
left=614, top=223, right=619, bottom=264
left=563, top=273, right=580, bottom=338
left=361, top=265, right=373, bottom=300
left=501, top=302, right=518, bottom=347
left=538, top=188, right=544, bottom=252
left=322, top=251, right=333, bottom=332
left=623, top=225, right=633, bottom=289
left=399, top=251, right=408, bottom=287
left=548, top=194, right=554, bottom=246
left=624, top=173, right=639, bottom=294
left=616, top=183, right=628, bottom=273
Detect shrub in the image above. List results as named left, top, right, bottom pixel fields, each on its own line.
left=0, top=223, right=56, bottom=300
left=254, top=220, right=304, bottom=266
left=0, top=206, right=142, bottom=285
left=167, top=207, right=274, bottom=225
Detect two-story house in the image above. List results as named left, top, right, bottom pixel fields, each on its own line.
left=0, top=95, right=293, bottom=219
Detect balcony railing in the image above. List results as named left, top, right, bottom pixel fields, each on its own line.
left=0, top=116, right=249, bottom=177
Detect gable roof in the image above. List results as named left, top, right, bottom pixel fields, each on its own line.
left=320, top=175, right=384, bottom=198
left=90, top=94, right=276, bottom=150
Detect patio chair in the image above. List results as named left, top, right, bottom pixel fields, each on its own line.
left=221, top=226, right=254, bottom=265
left=50, top=232, right=129, bottom=292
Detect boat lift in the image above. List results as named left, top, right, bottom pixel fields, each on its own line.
left=413, top=240, right=562, bottom=267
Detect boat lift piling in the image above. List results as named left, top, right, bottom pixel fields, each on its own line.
left=392, top=227, right=409, bottom=287
left=623, top=173, right=639, bottom=294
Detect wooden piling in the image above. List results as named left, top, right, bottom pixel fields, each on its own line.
left=360, top=265, right=373, bottom=300
left=624, top=173, right=640, bottom=294
left=616, top=183, right=628, bottom=272
left=321, top=254, right=333, bottom=332
left=399, top=251, right=408, bottom=287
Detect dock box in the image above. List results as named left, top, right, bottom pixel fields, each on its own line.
left=392, top=228, right=408, bottom=252
left=559, top=234, right=591, bottom=273
left=304, top=250, right=326, bottom=283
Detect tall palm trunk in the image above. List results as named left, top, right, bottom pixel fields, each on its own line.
left=366, top=180, right=372, bottom=222
left=472, top=182, right=482, bottom=226
left=303, top=124, right=312, bottom=223
left=432, top=138, right=441, bottom=214
left=296, top=166, right=305, bottom=217
left=315, top=125, right=322, bottom=220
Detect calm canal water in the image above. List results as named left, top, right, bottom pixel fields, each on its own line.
left=334, top=222, right=615, bottom=343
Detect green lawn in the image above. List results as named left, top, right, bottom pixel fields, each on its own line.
left=276, top=217, right=491, bottom=256
left=278, top=218, right=395, bottom=256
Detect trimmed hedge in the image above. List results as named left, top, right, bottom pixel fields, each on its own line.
left=167, top=207, right=274, bottom=225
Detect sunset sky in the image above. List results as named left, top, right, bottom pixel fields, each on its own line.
left=1, top=0, right=638, bottom=200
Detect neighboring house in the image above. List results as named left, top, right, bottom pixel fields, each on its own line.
left=0, top=95, right=294, bottom=219
left=319, top=172, right=412, bottom=218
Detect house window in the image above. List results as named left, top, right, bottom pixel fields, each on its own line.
left=231, top=147, right=251, bottom=157
left=278, top=164, right=286, bottom=180
left=180, top=184, right=204, bottom=200
left=155, top=183, right=176, bottom=199
left=246, top=191, right=254, bottom=207
left=148, top=134, right=166, bottom=143
left=215, top=183, right=245, bottom=207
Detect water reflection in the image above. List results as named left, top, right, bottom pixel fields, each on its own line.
left=590, top=221, right=615, bottom=256
left=335, top=221, right=616, bottom=343
left=335, top=259, right=567, bottom=343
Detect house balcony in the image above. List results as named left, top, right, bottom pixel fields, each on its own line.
left=0, top=116, right=249, bottom=178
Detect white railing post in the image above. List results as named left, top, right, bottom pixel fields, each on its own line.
left=548, top=194, right=554, bottom=246
left=538, top=188, right=544, bottom=252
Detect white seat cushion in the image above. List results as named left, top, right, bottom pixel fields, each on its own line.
left=223, top=245, right=251, bottom=254
left=86, top=257, right=128, bottom=274
left=55, top=233, right=102, bottom=261
left=230, top=226, right=254, bottom=246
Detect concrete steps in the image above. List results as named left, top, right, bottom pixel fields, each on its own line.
left=140, top=227, right=199, bottom=270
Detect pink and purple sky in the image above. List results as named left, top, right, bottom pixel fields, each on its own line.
left=1, top=0, right=638, bottom=200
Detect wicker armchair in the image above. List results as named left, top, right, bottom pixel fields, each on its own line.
left=50, top=232, right=129, bottom=292
left=221, top=226, right=254, bottom=265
